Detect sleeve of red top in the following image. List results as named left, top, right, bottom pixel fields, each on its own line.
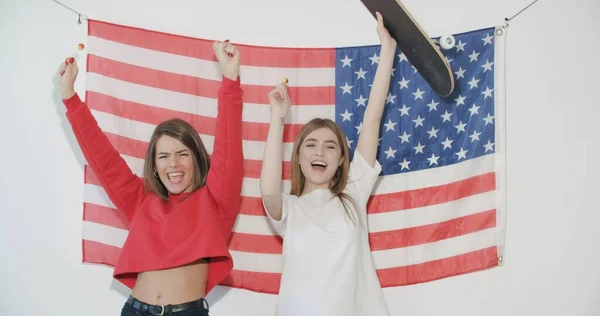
left=206, top=75, right=244, bottom=219
left=62, top=93, right=147, bottom=224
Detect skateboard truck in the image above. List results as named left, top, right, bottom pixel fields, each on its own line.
left=439, top=35, right=456, bottom=50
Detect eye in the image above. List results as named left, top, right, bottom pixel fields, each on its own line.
left=158, top=155, right=167, bottom=159
left=327, top=146, right=336, bottom=149
left=179, top=152, right=189, bottom=156
left=306, top=144, right=315, bottom=147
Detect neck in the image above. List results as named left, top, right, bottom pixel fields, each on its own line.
left=167, top=187, right=193, bottom=202
left=301, top=182, right=330, bottom=196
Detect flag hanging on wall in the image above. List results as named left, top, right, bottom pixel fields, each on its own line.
left=79, top=19, right=507, bottom=294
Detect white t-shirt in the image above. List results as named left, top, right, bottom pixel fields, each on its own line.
left=264, top=150, right=390, bottom=316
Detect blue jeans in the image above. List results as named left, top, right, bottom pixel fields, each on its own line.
left=121, top=296, right=209, bottom=316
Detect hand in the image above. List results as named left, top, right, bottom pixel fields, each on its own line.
left=213, top=40, right=240, bottom=81
left=375, top=12, right=397, bottom=54
left=268, top=83, right=291, bottom=119
left=57, top=57, right=78, bottom=99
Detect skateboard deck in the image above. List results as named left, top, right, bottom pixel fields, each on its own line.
left=361, top=0, right=455, bottom=97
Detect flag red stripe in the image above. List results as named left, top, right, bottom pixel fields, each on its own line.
left=87, top=92, right=308, bottom=143
left=367, top=172, right=496, bottom=213
left=85, top=170, right=274, bottom=215
left=84, top=134, right=292, bottom=183
left=103, top=132, right=149, bottom=162
left=88, top=20, right=336, bottom=68
left=84, top=203, right=129, bottom=230
left=85, top=165, right=100, bottom=186
left=239, top=197, right=269, bottom=216
left=88, top=55, right=335, bottom=106
left=228, top=232, right=283, bottom=254
left=88, top=20, right=335, bottom=68
left=81, top=189, right=495, bottom=253
left=220, top=270, right=282, bottom=295
left=244, top=160, right=292, bottom=180
left=84, top=167, right=282, bottom=215
left=225, top=210, right=496, bottom=253
left=376, top=246, right=499, bottom=287
left=369, top=209, right=497, bottom=251
left=82, top=239, right=121, bottom=267
left=82, top=239, right=498, bottom=294
left=217, top=247, right=499, bottom=294
left=85, top=165, right=494, bottom=219
left=239, top=173, right=496, bottom=217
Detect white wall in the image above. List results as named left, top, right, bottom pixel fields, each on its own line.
left=1, top=0, right=599, bottom=314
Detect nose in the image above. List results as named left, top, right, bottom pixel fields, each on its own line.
left=168, top=155, right=179, bottom=167
left=315, top=145, right=325, bottom=156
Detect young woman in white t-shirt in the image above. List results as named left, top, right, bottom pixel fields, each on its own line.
left=260, top=12, right=397, bottom=316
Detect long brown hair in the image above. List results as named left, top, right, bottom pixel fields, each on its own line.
left=290, top=118, right=360, bottom=226
left=143, top=118, right=210, bottom=200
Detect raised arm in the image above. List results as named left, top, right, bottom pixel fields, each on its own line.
left=356, top=12, right=397, bottom=167
left=205, top=41, right=244, bottom=218
left=260, top=83, right=291, bottom=221
left=57, top=58, right=146, bottom=224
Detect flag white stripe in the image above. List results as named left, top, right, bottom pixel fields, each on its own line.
left=83, top=221, right=128, bottom=248
left=82, top=223, right=496, bottom=272
left=367, top=190, right=496, bottom=232
left=371, top=228, right=497, bottom=269
left=232, top=214, right=280, bottom=236
left=88, top=36, right=336, bottom=88
left=87, top=73, right=335, bottom=124
left=229, top=250, right=282, bottom=273
left=372, top=153, right=496, bottom=194
left=84, top=183, right=115, bottom=209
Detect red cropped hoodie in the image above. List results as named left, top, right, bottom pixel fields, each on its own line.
left=62, top=76, right=244, bottom=294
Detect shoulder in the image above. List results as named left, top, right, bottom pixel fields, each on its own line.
left=343, top=150, right=382, bottom=206
left=348, top=150, right=382, bottom=183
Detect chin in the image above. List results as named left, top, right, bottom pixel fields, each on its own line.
left=164, top=182, right=191, bottom=195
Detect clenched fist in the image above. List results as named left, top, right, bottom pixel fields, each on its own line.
left=213, top=40, right=241, bottom=81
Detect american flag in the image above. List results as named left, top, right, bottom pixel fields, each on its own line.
left=79, top=19, right=506, bottom=294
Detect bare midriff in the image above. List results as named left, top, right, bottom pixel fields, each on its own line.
left=130, top=259, right=209, bottom=305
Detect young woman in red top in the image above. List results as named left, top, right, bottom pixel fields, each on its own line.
left=56, top=41, right=244, bottom=315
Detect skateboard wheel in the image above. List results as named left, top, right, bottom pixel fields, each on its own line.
left=439, top=35, right=456, bottom=50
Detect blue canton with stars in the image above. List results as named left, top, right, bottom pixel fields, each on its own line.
left=335, top=27, right=496, bottom=175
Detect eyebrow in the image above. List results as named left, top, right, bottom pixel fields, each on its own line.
left=157, top=149, right=190, bottom=155
left=304, top=138, right=338, bottom=145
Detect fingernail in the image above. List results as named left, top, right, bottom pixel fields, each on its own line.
left=283, top=77, right=289, bottom=84
left=224, top=39, right=230, bottom=42
left=69, top=57, right=75, bottom=63
left=60, top=71, right=65, bottom=76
